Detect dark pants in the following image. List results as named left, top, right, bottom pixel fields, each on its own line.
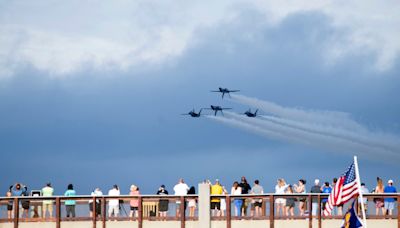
left=66, top=205, right=75, bottom=217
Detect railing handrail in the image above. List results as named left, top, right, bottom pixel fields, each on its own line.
left=0, top=192, right=398, bottom=200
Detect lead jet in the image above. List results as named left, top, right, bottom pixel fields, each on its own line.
left=181, top=109, right=202, bottom=117
left=204, top=105, right=232, bottom=116
left=211, top=87, right=240, bottom=99
left=244, top=109, right=258, bottom=117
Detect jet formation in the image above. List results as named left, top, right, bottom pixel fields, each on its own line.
left=182, top=87, right=260, bottom=117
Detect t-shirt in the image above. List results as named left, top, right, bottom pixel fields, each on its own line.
left=321, top=186, right=332, bottom=203
left=130, top=190, right=140, bottom=207
left=251, top=185, right=264, bottom=203
left=310, top=185, right=322, bottom=202
left=89, top=190, right=103, bottom=203
left=108, top=188, right=120, bottom=206
left=42, top=186, right=54, bottom=204
left=211, top=184, right=223, bottom=202
left=239, top=182, right=251, bottom=194
left=358, top=186, right=369, bottom=204
left=157, top=189, right=169, bottom=196
left=251, top=185, right=264, bottom=195
left=173, top=183, right=189, bottom=196
left=384, top=186, right=397, bottom=202
left=64, top=190, right=76, bottom=205
left=275, top=185, right=288, bottom=194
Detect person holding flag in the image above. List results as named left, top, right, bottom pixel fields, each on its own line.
left=323, top=156, right=367, bottom=227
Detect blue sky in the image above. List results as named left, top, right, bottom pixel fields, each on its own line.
left=0, top=1, right=399, bottom=195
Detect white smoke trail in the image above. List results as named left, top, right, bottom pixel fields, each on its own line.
left=230, top=94, right=366, bottom=132
left=260, top=115, right=400, bottom=153
left=220, top=111, right=400, bottom=161
left=205, top=115, right=313, bottom=146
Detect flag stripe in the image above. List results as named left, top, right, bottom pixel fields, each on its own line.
left=323, top=162, right=359, bottom=216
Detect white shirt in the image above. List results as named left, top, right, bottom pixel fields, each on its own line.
left=89, top=190, right=103, bottom=203
left=174, top=183, right=189, bottom=196
left=275, top=184, right=288, bottom=194
left=231, top=187, right=242, bottom=195
left=108, top=188, right=120, bottom=206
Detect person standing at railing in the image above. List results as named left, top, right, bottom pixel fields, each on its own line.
left=275, top=179, right=289, bottom=216
left=231, top=182, right=242, bottom=217
left=129, top=185, right=140, bottom=218
left=220, top=187, right=228, bottom=217
left=239, top=176, right=251, bottom=216
left=64, top=184, right=76, bottom=218
left=157, top=185, right=169, bottom=218
left=285, top=185, right=295, bottom=217
left=357, top=183, right=369, bottom=216
left=42, top=182, right=54, bottom=219
left=108, top=185, right=120, bottom=219
left=187, top=186, right=196, bottom=217
left=210, top=179, right=223, bottom=217
left=250, top=180, right=264, bottom=217
left=321, top=182, right=331, bottom=212
left=293, top=179, right=307, bottom=216
left=373, top=177, right=385, bottom=215
left=310, top=179, right=322, bottom=216
left=384, top=179, right=397, bottom=216
left=173, top=178, right=189, bottom=217
left=89, top=188, right=103, bottom=217
left=9, top=182, right=29, bottom=218
left=6, top=190, right=13, bottom=219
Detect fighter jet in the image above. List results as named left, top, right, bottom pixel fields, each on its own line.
left=211, top=87, right=240, bottom=99
left=244, top=109, right=258, bottom=117
left=181, top=109, right=202, bottom=117
left=204, top=105, right=232, bottom=116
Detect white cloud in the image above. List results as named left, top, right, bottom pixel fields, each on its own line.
left=0, top=0, right=399, bottom=78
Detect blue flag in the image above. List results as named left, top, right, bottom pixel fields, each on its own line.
left=342, top=200, right=363, bottom=228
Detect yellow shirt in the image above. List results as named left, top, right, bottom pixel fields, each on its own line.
left=211, top=184, right=223, bottom=202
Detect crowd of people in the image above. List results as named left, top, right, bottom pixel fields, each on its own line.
left=3, top=176, right=397, bottom=219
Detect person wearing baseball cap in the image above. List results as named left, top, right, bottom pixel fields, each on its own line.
left=384, top=179, right=397, bottom=216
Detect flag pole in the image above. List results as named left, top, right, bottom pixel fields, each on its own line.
left=354, top=156, right=367, bottom=228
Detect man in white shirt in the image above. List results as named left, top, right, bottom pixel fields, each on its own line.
left=89, top=188, right=103, bottom=217
left=173, top=178, right=189, bottom=216
left=108, top=185, right=120, bottom=218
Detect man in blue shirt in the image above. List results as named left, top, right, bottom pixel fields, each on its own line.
left=384, top=179, right=397, bottom=216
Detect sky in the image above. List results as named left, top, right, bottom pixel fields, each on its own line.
left=0, top=0, right=399, bottom=195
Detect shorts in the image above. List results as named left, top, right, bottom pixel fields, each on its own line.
left=384, top=201, right=394, bottom=210
left=253, top=202, right=262, bottom=207
left=7, top=204, right=13, bottom=211
left=188, top=199, right=196, bottom=208
left=286, top=198, right=295, bottom=208
left=275, top=198, right=286, bottom=204
left=211, top=202, right=221, bottom=210
left=130, top=206, right=138, bottom=211
left=375, top=199, right=384, bottom=208
left=108, top=205, right=119, bottom=215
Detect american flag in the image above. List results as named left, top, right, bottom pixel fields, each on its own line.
left=323, top=162, right=359, bottom=216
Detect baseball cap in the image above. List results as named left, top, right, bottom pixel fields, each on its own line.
left=388, top=179, right=393, bottom=184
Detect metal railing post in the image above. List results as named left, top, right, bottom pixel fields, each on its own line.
left=56, top=197, right=61, bottom=228
left=397, top=195, right=399, bottom=228
left=269, top=195, right=274, bottom=228
left=318, top=194, right=321, bottom=228
left=226, top=195, right=231, bottom=228
left=102, top=197, right=106, bottom=228
left=13, top=198, right=19, bottom=228
left=138, top=196, right=143, bottom=228
left=92, top=196, right=97, bottom=228
left=308, top=194, right=312, bottom=228
left=180, top=196, right=185, bottom=228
